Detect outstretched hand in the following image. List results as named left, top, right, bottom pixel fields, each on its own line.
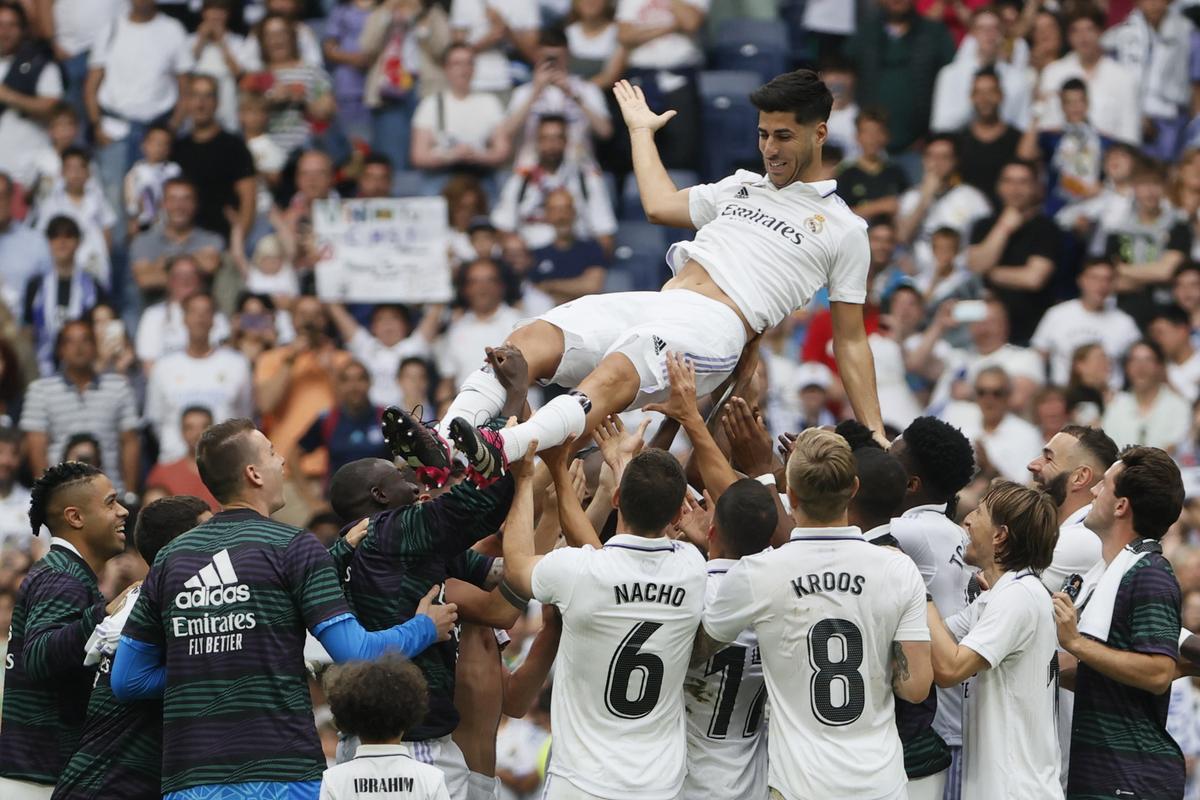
left=722, top=397, right=777, bottom=477
left=614, top=79, right=677, bottom=133
left=644, top=352, right=701, bottom=424
left=486, top=344, right=528, bottom=392
left=592, top=415, right=650, bottom=478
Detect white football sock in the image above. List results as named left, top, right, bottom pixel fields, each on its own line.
left=439, top=369, right=508, bottom=439
left=500, top=393, right=587, bottom=462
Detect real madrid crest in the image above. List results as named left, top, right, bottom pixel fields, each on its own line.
left=803, top=214, right=825, bottom=234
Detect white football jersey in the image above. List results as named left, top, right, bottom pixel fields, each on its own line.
left=319, top=744, right=450, bottom=800
left=530, top=534, right=707, bottom=799
left=946, top=570, right=1063, bottom=799
left=891, top=503, right=973, bottom=747
left=703, top=527, right=929, bottom=800
left=672, top=171, right=870, bottom=333
left=682, top=560, right=768, bottom=800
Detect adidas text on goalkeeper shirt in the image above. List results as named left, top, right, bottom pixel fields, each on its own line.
left=530, top=534, right=706, bottom=799
left=669, top=171, right=870, bottom=334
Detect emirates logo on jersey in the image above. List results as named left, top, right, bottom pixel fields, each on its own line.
left=804, top=214, right=825, bottom=234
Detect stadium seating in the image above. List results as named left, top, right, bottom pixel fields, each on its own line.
left=698, top=70, right=763, bottom=182
left=710, top=18, right=791, bottom=85
left=612, top=221, right=670, bottom=291
left=391, top=170, right=429, bottom=199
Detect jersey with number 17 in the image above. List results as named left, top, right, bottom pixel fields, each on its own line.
left=703, top=527, right=930, bottom=800
left=530, top=534, right=707, bottom=800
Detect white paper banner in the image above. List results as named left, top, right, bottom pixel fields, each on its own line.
left=313, top=197, right=452, bottom=303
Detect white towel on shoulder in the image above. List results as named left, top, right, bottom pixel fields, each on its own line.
left=1077, top=543, right=1153, bottom=644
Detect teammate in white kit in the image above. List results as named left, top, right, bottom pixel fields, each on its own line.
left=500, top=444, right=706, bottom=800
left=887, top=417, right=978, bottom=799
left=682, top=479, right=778, bottom=800
left=927, top=482, right=1064, bottom=799
left=701, top=429, right=933, bottom=800
left=406, top=70, right=884, bottom=483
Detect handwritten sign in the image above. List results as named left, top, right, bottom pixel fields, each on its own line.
left=313, top=197, right=452, bottom=303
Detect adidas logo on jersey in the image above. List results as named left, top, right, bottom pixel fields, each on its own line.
left=652, top=335, right=667, bottom=355
left=174, top=550, right=250, bottom=609
left=736, top=186, right=749, bottom=199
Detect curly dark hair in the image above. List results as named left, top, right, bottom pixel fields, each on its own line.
left=835, top=419, right=882, bottom=452
left=29, top=461, right=102, bottom=537
left=898, top=417, right=976, bottom=503
left=324, top=654, right=429, bottom=742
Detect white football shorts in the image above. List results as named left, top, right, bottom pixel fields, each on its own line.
left=535, top=289, right=748, bottom=409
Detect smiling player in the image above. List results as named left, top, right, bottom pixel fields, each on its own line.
left=389, top=69, right=883, bottom=482
left=0, top=463, right=131, bottom=800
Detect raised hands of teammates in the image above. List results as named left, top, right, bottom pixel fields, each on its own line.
left=722, top=397, right=777, bottom=478
left=644, top=352, right=701, bottom=425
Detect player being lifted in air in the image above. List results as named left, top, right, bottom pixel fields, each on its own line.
left=386, top=69, right=884, bottom=481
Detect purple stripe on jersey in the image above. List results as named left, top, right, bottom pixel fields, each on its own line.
left=679, top=353, right=740, bottom=366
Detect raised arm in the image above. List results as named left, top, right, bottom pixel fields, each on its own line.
left=927, top=599, right=990, bottom=687
left=830, top=302, right=886, bottom=446
left=546, top=449, right=601, bottom=549
left=613, top=80, right=693, bottom=227
left=500, top=442, right=543, bottom=599
left=644, top=353, right=739, bottom=497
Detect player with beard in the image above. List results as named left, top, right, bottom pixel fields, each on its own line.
left=1027, top=425, right=1118, bottom=594
left=1026, top=425, right=1117, bottom=788
left=0, top=463, right=131, bottom=800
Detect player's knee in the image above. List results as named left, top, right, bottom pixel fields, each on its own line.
left=507, top=322, right=565, bottom=380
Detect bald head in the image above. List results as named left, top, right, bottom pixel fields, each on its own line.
left=330, top=459, right=421, bottom=522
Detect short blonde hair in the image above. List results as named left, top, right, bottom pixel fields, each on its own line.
left=786, top=428, right=857, bottom=522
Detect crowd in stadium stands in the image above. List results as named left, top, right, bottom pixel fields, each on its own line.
left=7, top=0, right=1200, bottom=798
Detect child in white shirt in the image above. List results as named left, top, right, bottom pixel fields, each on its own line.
left=320, top=655, right=451, bottom=800
left=243, top=233, right=299, bottom=301
left=124, top=125, right=182, bottom=234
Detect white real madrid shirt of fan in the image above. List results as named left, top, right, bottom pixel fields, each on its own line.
left=891, top=504, right=973, bottom=751
left=682, top=559, right=767, bottom=800
left=703, top=526, right=930, bottom=800
left=320, top=744, right=451, bottom=800
left=945, top=570, right=1063, bottom=798
left=671, top=171, right=870, bottom=334
left=529, top=534, right=706, bottom=799
left=145, top=346, right=253, bottom=463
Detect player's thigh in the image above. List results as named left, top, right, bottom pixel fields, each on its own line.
left=531, top=292, right=662, bottom=389
left=605, top=292, right=747, bottom=409
left=0, top=777, right=53, bottom=800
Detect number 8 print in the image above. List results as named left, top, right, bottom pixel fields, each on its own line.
left=808, top=618, right=866, bottom=726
